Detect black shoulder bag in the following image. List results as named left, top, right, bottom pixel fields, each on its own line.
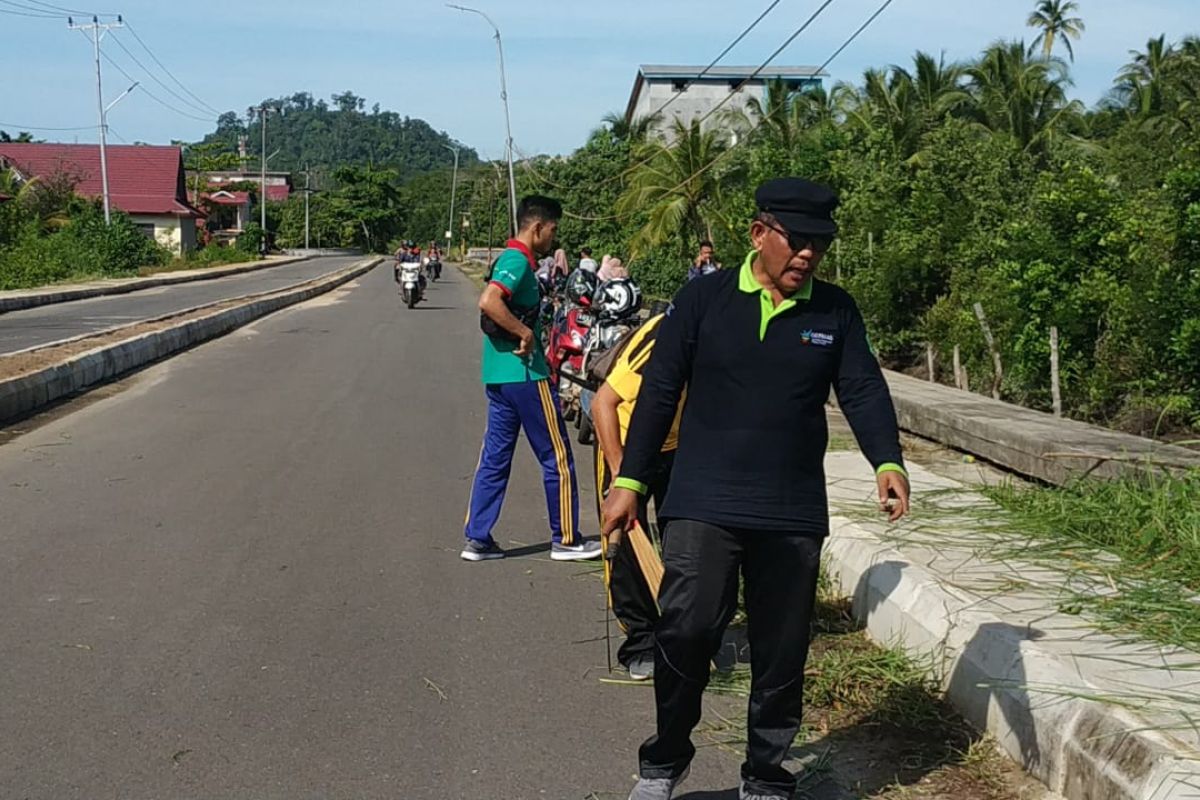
left=479, top=254, right=542, bottom=342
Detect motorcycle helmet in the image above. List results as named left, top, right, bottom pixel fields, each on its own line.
left=595, top=277, right=642, bottom=319
left=566, top=268, right=599, bottom=306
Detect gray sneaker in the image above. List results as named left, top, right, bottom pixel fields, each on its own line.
left=550, top=538, right=602, bottom=561
left=739, top=781, right=788, bottom=800
left=627, top=655, right=655, bottom=681
left=628, top=767, right=689, bottom=800
left=460, top=539, right=505, bottom=561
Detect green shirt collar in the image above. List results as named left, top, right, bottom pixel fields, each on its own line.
left=737, top=250, right=814, bottom=300
left=738, top=250, right=812, bottom=341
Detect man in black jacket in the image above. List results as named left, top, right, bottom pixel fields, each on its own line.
left=603, top=178, right=911, bottom=800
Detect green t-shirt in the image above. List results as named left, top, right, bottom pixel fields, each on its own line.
left=481, top=245, right=550, bottom=385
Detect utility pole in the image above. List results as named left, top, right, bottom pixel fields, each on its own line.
left=447, top=4, right=518, bottom=236
left=69, top=14, right=126, bottom=225
left=441, top=144, right=459, bottom=258
left=301, top=164, right=311, bottom=250
left=251, top=103, right=276, bottom=253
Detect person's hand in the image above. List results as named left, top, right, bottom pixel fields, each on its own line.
left=514, top=327, right=535, bottom=357
left=878, top=471, right=911, bottom=522
left=601, top=487, right=639, bottom=555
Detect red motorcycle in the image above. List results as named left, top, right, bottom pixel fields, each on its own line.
left=545, top=270, right=599, bottom=422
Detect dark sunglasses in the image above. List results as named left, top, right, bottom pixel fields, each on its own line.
left=763, top=222, right=833, bottom=254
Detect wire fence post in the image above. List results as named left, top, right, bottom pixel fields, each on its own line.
left=973, top=302, right=1003, bottom=400
left=1050, top=325, right=1063, bottom=418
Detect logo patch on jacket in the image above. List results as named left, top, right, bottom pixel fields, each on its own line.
left=801, top=330, right=835, bottom=347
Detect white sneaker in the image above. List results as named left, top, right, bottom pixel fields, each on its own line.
left=550, top=538, right=602, bottom=561
left=628, top=767, right=689, bottom=800
left=627, top=656, right=655, bottom=681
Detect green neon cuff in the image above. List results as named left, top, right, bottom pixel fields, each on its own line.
left=876, top=462, right=908, bottom=479
left=613, top=477, right=649, bottom=495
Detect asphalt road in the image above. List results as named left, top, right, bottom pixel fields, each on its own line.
left=0, top=255, right=365, bottom=354
left=0, top=265, right=744, bottom=799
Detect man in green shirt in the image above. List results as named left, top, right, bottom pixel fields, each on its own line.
left=462, top=195, right=601, bottom=563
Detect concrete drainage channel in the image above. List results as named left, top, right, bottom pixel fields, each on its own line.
left=0, top=257, right=381, bottom=424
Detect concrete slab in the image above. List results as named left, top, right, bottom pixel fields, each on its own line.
left=882, top=371, right=1200, bottom=486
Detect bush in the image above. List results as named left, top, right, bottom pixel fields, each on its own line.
left=0, top=202, right=169, bottom=290
left=235, top=223, right=265, bottom=254
left=158, top=242, right=258, bottom=273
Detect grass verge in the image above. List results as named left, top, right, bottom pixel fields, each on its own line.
left=692, top=573, right=1039, bottom=799
left=978, top=468, right=1200, bottom=652
left=142, top=246, right=260, bottom=276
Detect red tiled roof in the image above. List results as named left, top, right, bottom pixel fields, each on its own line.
left=0, top=142, right=203, bottom=218
left=265, top=184, right=290, bottom=202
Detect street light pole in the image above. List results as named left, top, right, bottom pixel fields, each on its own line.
left=441, top=144, right=459, bottom=258
left=69, top=14, right=125, bottom=225
left=447, top=4, right=518, bottom=236
left=251, top=104, right=276, bottom=253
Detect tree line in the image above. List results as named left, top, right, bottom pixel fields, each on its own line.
left=399, top=3, right=1199, bottom=435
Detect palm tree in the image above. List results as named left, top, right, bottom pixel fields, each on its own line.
left=791, top=84, right=850, bottom=129
left=966, top=40, right=1084, bottom=154
left=734, top=77, right=801, bottom=150
left=597, top=111, right=660, bottom=145
left=616, top=118, right=732, bottom=256
left=841, top=67, right=926, bottom=159
left=904, top=51, right=970, bottom=119
left=1114, top=35, right=1173, bottom=118
left=729, top=78, right=850, bottom=149
left=1026, top=0, right=1086, bottom=62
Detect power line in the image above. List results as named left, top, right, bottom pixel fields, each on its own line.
left=556, top=0, right=898, bottom=223
left=570, top=0, right=840, bottom=196
left=685, top=0, right=837, bottom=133
left=92, top=38, right=214, bottom=123
left=22, top=0, right=117, bottom=13
left=0, top=121, right=98, bottom=130
left=0, top=0, right=62, bottom=17
left=107, top=29, right=216, bottom=117
left=641, top=0, right=785, bottom=123
left=123, top=21, right=221, bottom=116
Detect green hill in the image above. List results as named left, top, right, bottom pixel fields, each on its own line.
left=198, top=91, right=477, bottom=178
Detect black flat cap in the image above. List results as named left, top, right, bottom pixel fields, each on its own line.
left=755, top=177, right=839, bottom=237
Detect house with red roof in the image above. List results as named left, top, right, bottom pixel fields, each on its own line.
left=198, top=189, right=252, bottom=240
left=0, top=142, right=204, bottom=255
left=204, top=169, right=292, bottom=202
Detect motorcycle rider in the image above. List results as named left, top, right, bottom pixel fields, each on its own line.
left=397, top=240, right=426, bottom=298
left=394, top=242, right=410, bottom=283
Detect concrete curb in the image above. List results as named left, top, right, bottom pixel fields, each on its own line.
left=823, top=507, right=1200, bottom=800
left=0, top=257, right=380, bottom=424
left=0, top=254, right=319, bottom=314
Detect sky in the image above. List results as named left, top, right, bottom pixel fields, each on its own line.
left=1, top=0, right=1197, bottom=159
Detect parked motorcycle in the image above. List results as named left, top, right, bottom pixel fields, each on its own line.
left=574, top=277, right=644, bottom=444
left=399, top=261, right=424, bottom=309
left=546, top=270, right=600, bottom=422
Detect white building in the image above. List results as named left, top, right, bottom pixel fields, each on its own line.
left=624, top=65, right=827, bottom=139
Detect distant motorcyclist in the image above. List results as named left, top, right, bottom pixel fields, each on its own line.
left=394, top=243, right=410, bottom=282
left=398, top=240, right=427, bottom=297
